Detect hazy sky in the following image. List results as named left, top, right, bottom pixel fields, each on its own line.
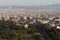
left=0, top=0, right=60, bottom=6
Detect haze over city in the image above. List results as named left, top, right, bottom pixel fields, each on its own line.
left=0, top=0, right=60, bottom=6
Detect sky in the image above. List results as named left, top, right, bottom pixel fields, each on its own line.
left=0, top=0, right=60, bottom=6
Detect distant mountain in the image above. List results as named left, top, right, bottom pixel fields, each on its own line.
left=41, top=4, right=60, bottom=9
left=0, top=4, right=60, bottom=9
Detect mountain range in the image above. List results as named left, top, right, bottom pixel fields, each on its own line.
left=0, top=4, right=60, bottom=9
